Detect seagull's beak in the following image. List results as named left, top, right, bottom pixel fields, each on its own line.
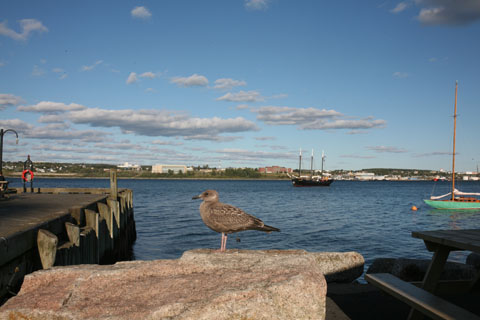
left=192, top=194, right=201, bottom=200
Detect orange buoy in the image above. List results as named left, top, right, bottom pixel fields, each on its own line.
left=411, top=206, right=418, bottom=211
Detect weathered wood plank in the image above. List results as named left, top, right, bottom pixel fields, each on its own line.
left=412, top=230, right=480, bottom=253
left=366, top=273, right=480, bottom=320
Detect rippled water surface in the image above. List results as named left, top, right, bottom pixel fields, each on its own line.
left=8, top=178, right=480, bottom=270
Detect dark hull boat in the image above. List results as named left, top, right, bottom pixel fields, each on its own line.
left=289, top=149, right=333, bottom=187
left=291, top=177, right=333, bottom=187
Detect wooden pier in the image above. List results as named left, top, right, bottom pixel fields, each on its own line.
left=0, top=172, right=136, bottom=304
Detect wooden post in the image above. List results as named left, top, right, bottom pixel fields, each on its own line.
left=85, top=209, right=99, bottom=238
left=107, top=199, right=121, bottom=229
left=98, top=202, right=113, bottom=238
left=37, top=229, right=58, bottom=269
left=65, top=222, right=80, bottom=246
left=110, top=169, right=118, bottom=200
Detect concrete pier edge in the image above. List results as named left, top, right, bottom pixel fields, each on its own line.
left=0, top=180, right=136, bottom=305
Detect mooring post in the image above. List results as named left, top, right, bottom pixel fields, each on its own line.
left=37, top=229, right=58, bottom=269
left=110, top=169, right=118, bottom=200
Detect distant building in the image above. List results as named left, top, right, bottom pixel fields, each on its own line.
left=152, top=164, right=188, bottom=174
left=118, top=162, right=141, bottom=171
left=354, top=172, right=375, bottom=181
left=258, top=166, right=292, bottom=174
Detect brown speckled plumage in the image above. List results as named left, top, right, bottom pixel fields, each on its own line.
left=192, top=189, right=280, bottom=251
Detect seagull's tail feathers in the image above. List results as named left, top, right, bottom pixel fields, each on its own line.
left=253, top=224, right=280, bottom=233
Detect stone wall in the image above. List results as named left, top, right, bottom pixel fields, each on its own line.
left=0, top=250, right=364, bottom=320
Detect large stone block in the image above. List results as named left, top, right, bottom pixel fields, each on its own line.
left=0, top=249, right=340, bottom=320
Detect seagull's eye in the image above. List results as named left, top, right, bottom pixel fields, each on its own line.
left=204, top=192, right=209, bottom=196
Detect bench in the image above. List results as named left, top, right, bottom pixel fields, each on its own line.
left=0, top=181, right=8, bottom=191
left=0, top=181, right=9, bottom=197
left=365, top=273, right=480, bottom=320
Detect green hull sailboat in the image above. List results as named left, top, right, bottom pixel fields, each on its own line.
left=424, top=198, right=480, bottom=210
left=424, top=82, right=480, bottom=210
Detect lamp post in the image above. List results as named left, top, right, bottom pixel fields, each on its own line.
left=0, top=128, right=19, bottom=178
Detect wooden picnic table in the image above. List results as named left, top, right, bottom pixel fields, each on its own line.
left=409, top=229, right=480, bottom=319
left=412, top=229, right=480, bottom=293
left=366, top=229, right=480, bottom=320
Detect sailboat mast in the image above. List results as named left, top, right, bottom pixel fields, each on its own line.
left=321, top=150, right=325, bottom=176
left=299, top=148, right=302, bottom=177
left=451, top=81, right=458, bottom=201
left=310, top=149, right=314, bottom=176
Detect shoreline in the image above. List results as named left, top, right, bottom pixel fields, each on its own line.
left=4, top=173, right=467, bottom=182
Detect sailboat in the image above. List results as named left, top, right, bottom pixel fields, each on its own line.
left=424, top=82, right=480, bottom=209
left=288, top=149, right=334, bottom=187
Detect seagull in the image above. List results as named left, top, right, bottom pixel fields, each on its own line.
left=192, top=189, right=280, bottom=252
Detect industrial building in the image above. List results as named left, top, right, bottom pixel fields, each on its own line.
left=152, top=164, right=189, bottom=174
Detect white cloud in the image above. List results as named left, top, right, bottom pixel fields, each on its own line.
left=0, top=94, right=23, bottom=110
left=131, top=6, right=152, bottom=19
left=415, top=0, right=480, bottom=25
left=393, top=71, right=409, bottom=78
left=67, top=106, right=259, bottom=140
left=17, top=101, right=87, bottom=114
left=0, top=19, right=48, bottom=41
left=213, top=78, right=247, bottom=90
left=38, top=114, right=67, bottom=123
left=24, top=125, right=108, bottom=142
left=151, top=139, right=183, bottom=146
left=94, top=142, right=145, bottom=151
left=391, top=2, right=409, bottom=13
left=254, top=106, right=386, bottom=132
left=245, top=0, right=270, bottom=10
left=216, top=90, right=265, bottom=102
left=126, top=72, right=138, bottom=84
left=171, top=74, right=209, bottom=87
left=255, top=136, right=276, bottom=141
left=81, top=60, right=103, bottom=71
left=366, top=146, right=408, bottom=153
left=255, top=106, right=341, bottom=125
left=301, top=118, right=387, bottom=130
left=140, top=71, right=157, bottom=79
left=0, top=118, right=34, bottom=131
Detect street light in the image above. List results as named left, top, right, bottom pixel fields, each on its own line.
left=0, top=128, right=19, bottom=178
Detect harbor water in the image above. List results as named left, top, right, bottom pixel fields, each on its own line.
left=7, top=178, right=480, bottom=271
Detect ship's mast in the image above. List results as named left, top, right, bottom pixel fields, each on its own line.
left=451, top=81, right=458, bottom=201
left=321, top=150, right=325, bottom=176
left=310, top=149, right=314, bottom=176
left=298, top=148, right=302, bottom=176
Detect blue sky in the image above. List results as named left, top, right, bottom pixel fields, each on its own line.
left=1, top=0, right=480, bottom=171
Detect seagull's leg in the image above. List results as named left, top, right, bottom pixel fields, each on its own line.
left=217, top=233, right=226, bottom=252
left=223, top=233, right=228, bottom=251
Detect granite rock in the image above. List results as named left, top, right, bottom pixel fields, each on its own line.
left=1, top=249, right=357, bottom=320
left=180, top=249, right=364, bottom=283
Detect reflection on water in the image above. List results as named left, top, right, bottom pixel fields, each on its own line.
left=7, top=178, right=480, bottom=270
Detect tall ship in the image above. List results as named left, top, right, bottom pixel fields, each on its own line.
left=424, top=81, right=480, bottom=209
left=288, top=149, right=334, bottom=187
